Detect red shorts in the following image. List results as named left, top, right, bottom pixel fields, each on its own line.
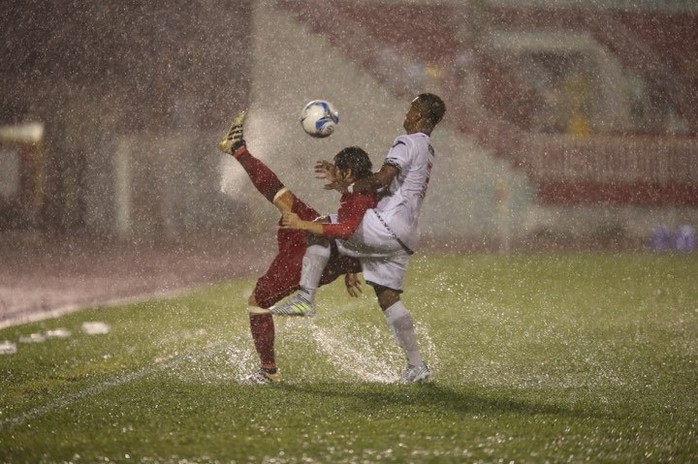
left=253, top=197, right=361, bottom=309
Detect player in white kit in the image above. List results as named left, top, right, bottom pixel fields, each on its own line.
left=274, top=93, right=446, bottom=383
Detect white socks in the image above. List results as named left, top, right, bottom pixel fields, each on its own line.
left=384, top=301, right=423, bottom=367
left=300, top=244, right=424, bottom=368
left=299, top=242, right=331, bottom=301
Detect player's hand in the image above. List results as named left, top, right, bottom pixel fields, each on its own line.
left=344, top=273, right=363, bottom=298
left=323, top=178, right=351, bottom=192
left=315, top=160, right=352, bottom=192
left=314, top=160, right=337, bottom=181
left=280, top=212, right=302, bottom=229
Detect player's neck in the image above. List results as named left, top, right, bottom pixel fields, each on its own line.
left=406, top=122, right=432, bottom=136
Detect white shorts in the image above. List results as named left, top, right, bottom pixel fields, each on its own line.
left=331, top=210, right=411, bottom=292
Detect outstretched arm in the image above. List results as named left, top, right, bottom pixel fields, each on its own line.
left=320, top=163, right=399, bottom=193
left=281, top=191, right=375, bottom=239
left=280, top=212, right=324, bottom=235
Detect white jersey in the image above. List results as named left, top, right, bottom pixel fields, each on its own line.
left=373, top=132, right=434, bottom=252
left=336, top=131, right=435, bottom=290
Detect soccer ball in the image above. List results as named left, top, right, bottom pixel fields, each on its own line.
left=300, top=100, right=339, bottom=138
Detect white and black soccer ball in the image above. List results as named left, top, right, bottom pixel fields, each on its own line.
left=300, top=100, right=339, bottom=138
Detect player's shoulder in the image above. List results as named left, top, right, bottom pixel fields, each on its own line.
left=389, top=134, right=414, bottom=154
left=390, top=135, right=407, bottom=148
left=391, top=132, right=429, bottom=148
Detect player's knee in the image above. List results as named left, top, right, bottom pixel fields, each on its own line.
left=374, top=286, right=400, bottom=310
left=248, top=294, right=272, bottom=313
left=249, top=306, right=271, bottom=315
left=273, top=189, right=296, bottom=213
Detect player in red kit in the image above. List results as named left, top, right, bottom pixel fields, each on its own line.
left=217, top=111, right=376, bottom=383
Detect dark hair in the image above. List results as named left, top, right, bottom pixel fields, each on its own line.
left=416, top=93, right=446, bottom=126
left=334, top=146, right=373, bottom=179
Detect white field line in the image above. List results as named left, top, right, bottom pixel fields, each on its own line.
left=0, top=340, right=228, bottom=430
left=2, top=314, right=442, bottom=429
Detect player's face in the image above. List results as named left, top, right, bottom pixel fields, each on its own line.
left=337, top=167, right=353, bottom=182
left=403, top=98, right=424, bottom=132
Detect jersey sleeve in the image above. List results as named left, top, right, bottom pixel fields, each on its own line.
left=383, top=135, right=412, bottom=172
left=321, top=192, right=375, bottom=239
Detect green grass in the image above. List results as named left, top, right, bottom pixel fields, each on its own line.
left=1, top=253, right=697, bottom=463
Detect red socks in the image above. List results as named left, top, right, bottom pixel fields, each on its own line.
left=234, top=147, right=285, bottom=204
left=249, top=313, right=276, bottom=369
left=236, top=147, right=283, bottom=368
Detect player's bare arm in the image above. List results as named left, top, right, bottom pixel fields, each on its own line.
left=356, top=164, right=399, bottom=192
left=280, top=212, right=324, bottom=234
left=280, top=212, right=332, bottom=233
left=322, top=163, right=398, bottom=193
left=279, top=212, right=362, bottom=299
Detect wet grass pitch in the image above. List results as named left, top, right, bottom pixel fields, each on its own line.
left=1, top=253, right=696, bottom=462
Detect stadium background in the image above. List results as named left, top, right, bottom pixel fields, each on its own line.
left=1, top=0, right=696, bottom=325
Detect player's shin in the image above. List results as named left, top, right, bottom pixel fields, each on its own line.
left=248, top=308, right=275, bottom=369
left=383, top=301, right=424, bottom=367
left=298, top=241, right=331, bottom=302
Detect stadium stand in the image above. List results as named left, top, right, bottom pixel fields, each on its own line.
left=276, top=0, right=698, bottom=206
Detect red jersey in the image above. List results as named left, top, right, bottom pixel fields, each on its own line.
left=253, top=193, right=370, bottom=309
left=321, top=191, right=377, bottom=239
